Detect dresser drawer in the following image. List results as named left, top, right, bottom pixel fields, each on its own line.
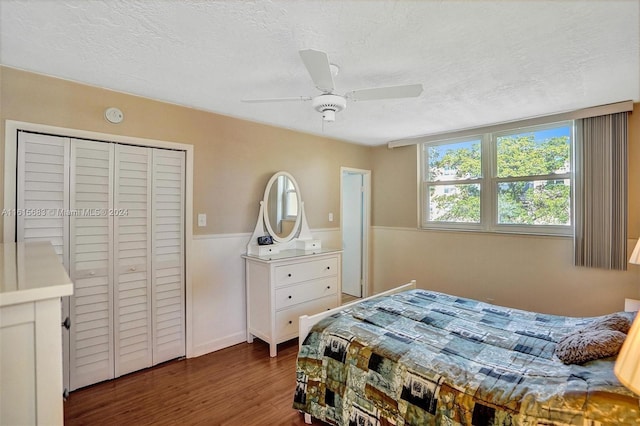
left=274, top=256, right=338, bottom=287
left=275, top=277, right=338, bottom=310
left=275, top=295, right=337, bottom=340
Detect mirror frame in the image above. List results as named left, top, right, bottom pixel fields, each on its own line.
left=262, top=171, right=302, bottom=243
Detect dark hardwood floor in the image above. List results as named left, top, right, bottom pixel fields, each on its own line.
left=64, top=339, right=312, bottom=425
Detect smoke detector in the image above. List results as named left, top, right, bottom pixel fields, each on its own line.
left=104, top=107, right=124, bottom=124
left=312, top=94, right=346, bottom=122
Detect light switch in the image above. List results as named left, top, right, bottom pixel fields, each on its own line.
left=197, top=213, right=207, bottom=227
left=328, top=213, right=334, bottom=222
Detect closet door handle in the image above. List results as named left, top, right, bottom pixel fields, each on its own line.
left=129, top=266, right=137, bottom=272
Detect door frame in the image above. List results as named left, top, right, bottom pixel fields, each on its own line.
left=340, top=167, right=371, bottom=298
left=3, top=120, right=195, bottom=362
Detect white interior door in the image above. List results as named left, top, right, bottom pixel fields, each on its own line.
left=152, top=149, right=186, bottom=364
left=114, top=144, right=153, bottom=377
left=16, top=131, right=71, bottom=392
left=69, top=139, right=115, bottom=391
left=341, top=171, right=364, bottom=297
left=15, top=131, right=187, bottom=391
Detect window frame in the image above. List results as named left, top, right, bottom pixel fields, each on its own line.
left=421, top=135, right=485, bottom=231
left=420, top=121, right=574, bottom=236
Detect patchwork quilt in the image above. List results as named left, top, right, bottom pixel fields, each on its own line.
left=293, top=289, right=640, bottom=425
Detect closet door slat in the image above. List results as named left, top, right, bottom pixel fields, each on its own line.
left=152, top=149, right=186, bottom=364
left=16, top=132, right=70, bottom=267
left=114, top=145, right=153, bottom=377
left=16, top=131, right=73, bottom=395
left=69, top=139, right=114, bottom=391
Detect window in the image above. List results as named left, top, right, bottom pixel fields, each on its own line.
left=421, top=122, right=573, bottom=235
left=425, top=139, right=482, bottom=226
left=283, top=177, right=298, bottom=218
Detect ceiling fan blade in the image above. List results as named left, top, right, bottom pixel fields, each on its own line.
left=299, top=49, right=335, bottom=93
left=242, top=96, right=312, bottom=103
left=346, top=84, right=423, bottom=101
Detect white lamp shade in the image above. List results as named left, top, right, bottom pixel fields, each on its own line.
left=629, top=239, right=640, bottom=265
left=615, top=314, right=640, bottom=394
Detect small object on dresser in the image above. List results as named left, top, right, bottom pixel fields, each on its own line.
left=257, top=235, right=273, bottom=245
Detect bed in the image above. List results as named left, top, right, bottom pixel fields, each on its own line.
left=293, top=281, right=640, bottom=425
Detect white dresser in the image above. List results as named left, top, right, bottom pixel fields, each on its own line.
left=0, top=242, right=73, bottom=426
left=243, top=249, right=342, bottom=357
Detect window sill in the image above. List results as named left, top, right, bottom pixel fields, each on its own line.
left=419, top=225, right=573, bottom=239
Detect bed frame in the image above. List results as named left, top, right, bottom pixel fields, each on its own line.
left=297, top=280, right=417, bottom=424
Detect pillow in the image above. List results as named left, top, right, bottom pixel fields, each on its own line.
left=590, top=313, right=632, bottom=334
left=555, top=329, right=627, bottom=365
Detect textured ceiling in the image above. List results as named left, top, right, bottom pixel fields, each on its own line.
left=1, top=0, right=639, bottom=146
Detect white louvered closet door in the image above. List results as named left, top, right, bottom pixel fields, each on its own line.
left=16, top=132, right=72, bottom=393
left=114, top=145, right=153, bottom=377
left=152, top=149, right=186, bottom=364
left=16, top=132, right=70, bottom=268
left=69, top=139, right=115, bottom=391
left=15, top=132, right=186, bottom=390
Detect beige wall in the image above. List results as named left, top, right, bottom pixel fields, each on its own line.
left=370, top=103, right=640, bottom=316
left=3, top=65, right=639, bottom=317
left=0, top=66, right=372, bottom=239
left=0, top=67, right=373, bottom=355
left=371, top=142, right=418, bottom=227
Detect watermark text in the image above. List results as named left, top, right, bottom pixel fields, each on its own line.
left=2, top=208, right=129, bottom=217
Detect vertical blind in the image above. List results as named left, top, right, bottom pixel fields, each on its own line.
left=574, top=112, right=628, bottom=270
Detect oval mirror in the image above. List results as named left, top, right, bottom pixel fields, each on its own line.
left=263, top=172, right=302, bottom=243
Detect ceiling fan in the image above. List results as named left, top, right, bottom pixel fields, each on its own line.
left=242, top=49, right=424, bottom=122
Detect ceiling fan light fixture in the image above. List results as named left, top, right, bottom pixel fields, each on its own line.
left=312, top=94, right=346, bottom=122
left=242, top=49, right=422, bottom=123
left=322, top=109, right=336, bottom=122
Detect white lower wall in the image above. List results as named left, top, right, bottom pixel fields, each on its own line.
left=371, top=226, right=640, bottom=317
left=190, top=228, right=340, bottom=357
left=191, top=233, right=248, bottom=357
left=190, top=225, right=640, bottom=357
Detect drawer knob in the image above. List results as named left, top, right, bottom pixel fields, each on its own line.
left=327, top=286, right=331, bottom=289
left=288, top=295, right=292, bottom=299
left=288, top=320, right=292, bottom=324
left=326, top=266, right=331, bottom=270
left=288, top=273, right=292, bottom=277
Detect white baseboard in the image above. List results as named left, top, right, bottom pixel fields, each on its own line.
left=191, top=331, right=247, bottom=358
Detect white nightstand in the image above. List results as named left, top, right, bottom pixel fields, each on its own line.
left=625, top=298, right=640, bottom=312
